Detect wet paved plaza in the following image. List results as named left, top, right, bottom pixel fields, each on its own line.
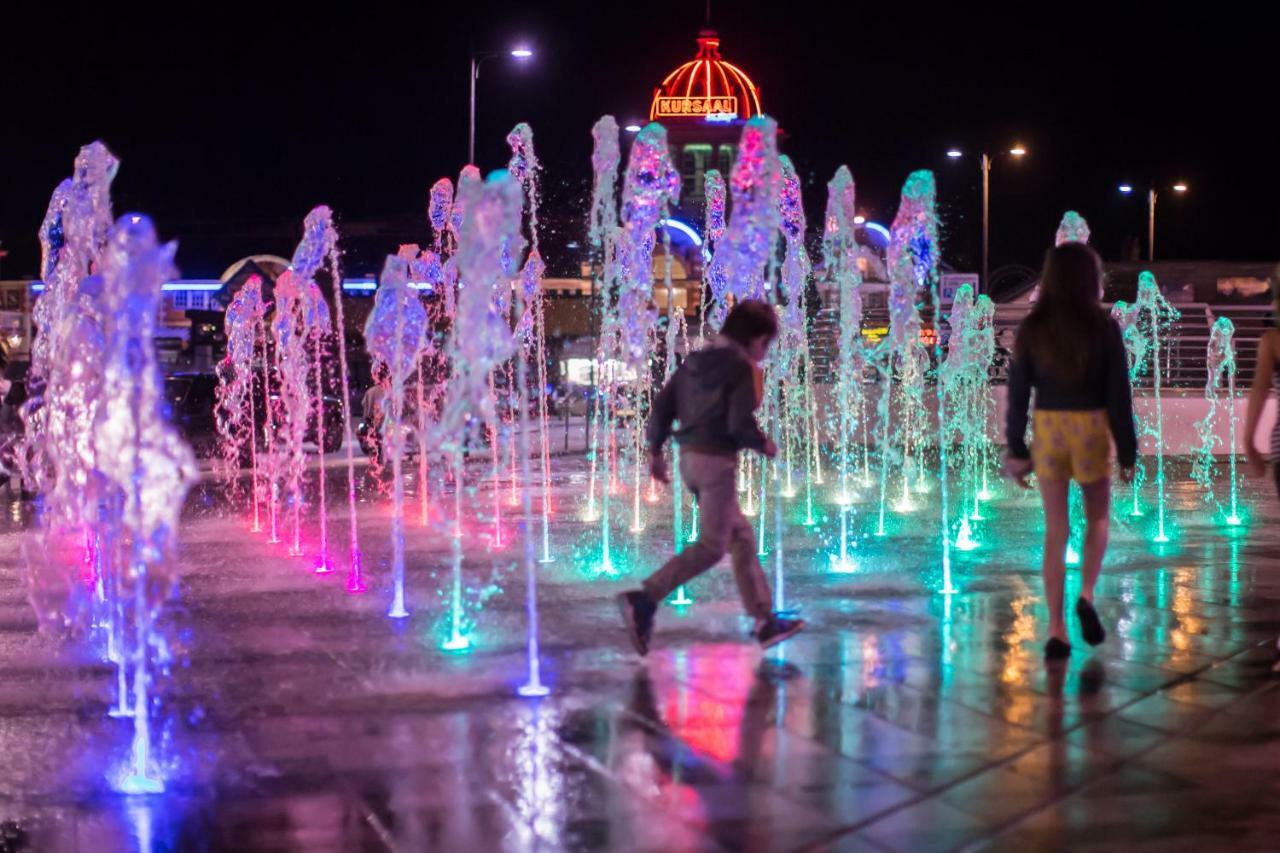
left=2, top=456, right=1279, bottom=851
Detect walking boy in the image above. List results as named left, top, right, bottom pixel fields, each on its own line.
left=617, top=300, right=805, bottom=655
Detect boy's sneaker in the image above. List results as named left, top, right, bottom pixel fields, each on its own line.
left=755, top=615, right=805, bottom=649
left=617, top=591, right=656, bottom=656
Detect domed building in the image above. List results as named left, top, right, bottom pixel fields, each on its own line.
left=648, top=29, right=768, bottom=213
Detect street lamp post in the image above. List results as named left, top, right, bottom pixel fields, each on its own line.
left=468, top=45, right=534, bottom=166
left=1120, top=182, right=1187, bottom=262
left=1148, top=188, right=1156, bottom=262
left=948, top=145, right=1025, bottom=295
left=981, top=153, right=990, bottom=297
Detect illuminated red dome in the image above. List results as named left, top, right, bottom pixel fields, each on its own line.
left=650, top=30, right=762, bottom=122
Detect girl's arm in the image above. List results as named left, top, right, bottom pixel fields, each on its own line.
left=1004, top=341, right=1032, bottom=459
left=1105, top=320, right=1138, bottom=471
left=1244, top=329, right=1275, bottom=473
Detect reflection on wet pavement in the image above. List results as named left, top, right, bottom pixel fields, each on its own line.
left=1, top=459, right=1279, bottom=850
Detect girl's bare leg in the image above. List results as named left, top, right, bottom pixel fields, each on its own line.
left=1080, top=478, right=1112, bottom=603
left=1038, top=477, right=1071, bottom=642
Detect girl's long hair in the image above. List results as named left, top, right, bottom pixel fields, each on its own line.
left=1016, top=242, right=1108, bottom=387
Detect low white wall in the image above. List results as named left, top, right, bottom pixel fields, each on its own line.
left=810, top=384, right=1273, bottom=456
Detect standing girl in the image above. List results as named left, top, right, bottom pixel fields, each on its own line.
left=1005, top=242, right=1137, bottom=659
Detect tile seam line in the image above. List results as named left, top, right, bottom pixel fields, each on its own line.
left=956, top=637, right=1278, bottom=851
left=789, top=637, right=1273, bottom=852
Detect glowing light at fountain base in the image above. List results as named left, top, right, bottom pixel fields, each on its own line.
left=517, top=681, right=550, bottom=697
left=346, top=552, right=366, bottom=593
left=671, top=587, right=693, bottom=606
left=954, top=519, right=979, bottom=551
left=829, top=556, right=857, bottom=573
left=441, top=635, right=472, bottom=652
left=115, top=773, right=165, bottom=795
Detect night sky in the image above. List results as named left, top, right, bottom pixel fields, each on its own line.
left=1, top=2, right=1273, bottom=281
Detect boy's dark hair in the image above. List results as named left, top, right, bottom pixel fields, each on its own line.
left=721, top=299, right=778, bottom=346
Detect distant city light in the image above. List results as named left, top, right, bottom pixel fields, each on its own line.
left=31, top=279, right=223, bottom=293
left=853, top=215, right=866, bottom=225
left=624, top=124, right=642, bottom=133
left=1119, top=184, right=1134, bottom=194
left=659, top=219, right=703, bottom=247
left=864, top=221, right=891, bottom=243
left=946, top=149, right=962, bottom=159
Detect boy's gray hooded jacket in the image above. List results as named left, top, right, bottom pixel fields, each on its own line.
left=646, top=336, right=767, bottom=457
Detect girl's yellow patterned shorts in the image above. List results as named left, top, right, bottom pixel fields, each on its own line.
left=1031, top=409, right=1112, bottom=484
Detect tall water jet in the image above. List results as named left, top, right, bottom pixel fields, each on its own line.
left=716, top=116, right=780, bottom=530
left=406, top=246, right=439, bottom=528
left=22, top=143, right=118, bottom=541
left=876, top=176, right=930, bottom=529
left=618, top=123, right=680, bottom=536
left=661, top=161, right=692, bottom=605
left=94, top=213, right=198, bottom=793
left=495, top=169, right=551, bottom=696
left=770, top=154, right=809, bottom=597
left=435, top=168, right=523, bottom=649
left=217, top=277, right=267, bottom=531
left=1113, top=271, right=1179, bottom=541
left=888, top=170, right=953, bottom=592
left=702, top=169, right=730, bottom=331
left=270, top=269, right=327, bottom=559
left=290, top=208, right=363, bottom=590
left=776, top=156, right=809, bottom=499
left=970, top=294, right=998, bottom=508
left=584, top=117, right=619, bottom=546
left=423, top=179, right=456, bottom=526
left=23, top=143, right=118, bottom=498
left=365, top=257, right=429, bottom=618
left=939, top=284, right=991, bottom=551
left=288, top=216, right=343, bottom=571
left=507, top=123, right=555, bottom=565
left=22, top=144, right=124, bottom=712
left=1193, top=316, right=1240, bottom=525
left=822, top=165, right=863, bottom=565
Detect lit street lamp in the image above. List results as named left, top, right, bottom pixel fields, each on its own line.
left=946, top=144, right=1027, bottom=294
left=469, top=44, right=534, bottom=166
left=1119, top=181, right=1188, bottom=261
